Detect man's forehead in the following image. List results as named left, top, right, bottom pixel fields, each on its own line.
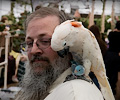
left=26, top=33, right=52, bottom=40
left=27, top=16, right=59, bottom=30
left=26, top=15, right=59, bottom=40
left=30, top=15, right=60, bottom=23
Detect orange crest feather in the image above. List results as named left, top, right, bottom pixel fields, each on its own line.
left=71, top=21, right=81, bottom=27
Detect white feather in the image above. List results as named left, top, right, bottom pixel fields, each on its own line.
left=51, top=20, right=115, bottom=100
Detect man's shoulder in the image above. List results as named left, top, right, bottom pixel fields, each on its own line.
left=45, top=79, right=104, bottom=100
left=56, top=79, right=99, bottom=92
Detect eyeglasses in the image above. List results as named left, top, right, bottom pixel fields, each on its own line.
left=21, top=38, right=51, bottom=52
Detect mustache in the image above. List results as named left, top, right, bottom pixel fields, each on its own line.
left=30, top=54, right=50, bottom=63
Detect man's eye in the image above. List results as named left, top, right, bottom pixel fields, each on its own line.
left=40, top=40, right=51, bottom=45
left=26, top=42, right=33, bottom=47
left=38, top=38, right=51, bottom=44
left=41, top=40, right=50, bottom=43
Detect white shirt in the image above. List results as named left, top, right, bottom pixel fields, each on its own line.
left=45, top=68, right=104, bottom=100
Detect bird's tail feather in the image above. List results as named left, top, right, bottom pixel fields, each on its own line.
left=97, top=75, right=115, bottom=100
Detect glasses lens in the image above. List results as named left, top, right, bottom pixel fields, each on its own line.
left=36, top=38, right=51, bottom=49
left=21, top=38, right=51, bottom=53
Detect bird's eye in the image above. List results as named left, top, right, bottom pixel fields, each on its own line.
left=79, top=69, right=81, bottom=71
left=63, top=41, right=66, bottom=46
left=64, top=43, right=66, bottom=46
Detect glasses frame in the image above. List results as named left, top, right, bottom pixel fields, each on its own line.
left=21, top=38, right=51, bottom=52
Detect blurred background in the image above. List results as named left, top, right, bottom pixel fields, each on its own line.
left=0, top=0, right=120, bottom=100
left=0, top=0, right=120, bottom=52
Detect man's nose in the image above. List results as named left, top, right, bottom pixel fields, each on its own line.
left=30, top=43, right=43, bottom=54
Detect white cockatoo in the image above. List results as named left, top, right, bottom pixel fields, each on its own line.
left=51, top=20, right=115, bottom=100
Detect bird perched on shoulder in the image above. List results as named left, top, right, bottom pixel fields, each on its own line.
left=51, top=20, right=115, bottom=100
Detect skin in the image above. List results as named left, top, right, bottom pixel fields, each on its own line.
left=26, top=15, right=60, bottom=73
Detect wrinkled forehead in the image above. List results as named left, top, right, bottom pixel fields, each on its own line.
left=27, top=15, right=60, bottom=28
left=26, top=16, right=60, bottom=40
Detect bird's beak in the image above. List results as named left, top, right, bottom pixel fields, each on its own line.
left=57, top=46, right=69, bottom=58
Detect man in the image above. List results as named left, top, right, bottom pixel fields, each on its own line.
left=15, top=7, right=104, bottom=100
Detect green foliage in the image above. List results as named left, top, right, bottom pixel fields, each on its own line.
left=79, top=17, right=89, bottom=28
left=74, top=15, right=118, bottom=41
left=12, top=34, right=25, bottom=52
left=104, top=16, right=111, bottom=32
left=0, top=22, right=5, bottom=32
left=77, top=15, right=115, bottom=33
left=10, top=11, right=30, bottom=52
left=94, top=18, right=101, bottom=30
left=1, top=10, right=29, bottom=52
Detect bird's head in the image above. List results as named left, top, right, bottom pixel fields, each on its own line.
left=51, top=20, right=82, bottom=58
left=51, top=20, right=71, bottom=57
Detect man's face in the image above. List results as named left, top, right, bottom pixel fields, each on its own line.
left=19, top=16, right=70, bottom=100
left=26, top=16, right=60, bottom=74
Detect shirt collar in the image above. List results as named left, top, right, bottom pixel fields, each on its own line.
left=49, top=68, right=72, bottom=93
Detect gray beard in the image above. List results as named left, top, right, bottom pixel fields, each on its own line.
left=15, top=55, right=70, bottom=100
